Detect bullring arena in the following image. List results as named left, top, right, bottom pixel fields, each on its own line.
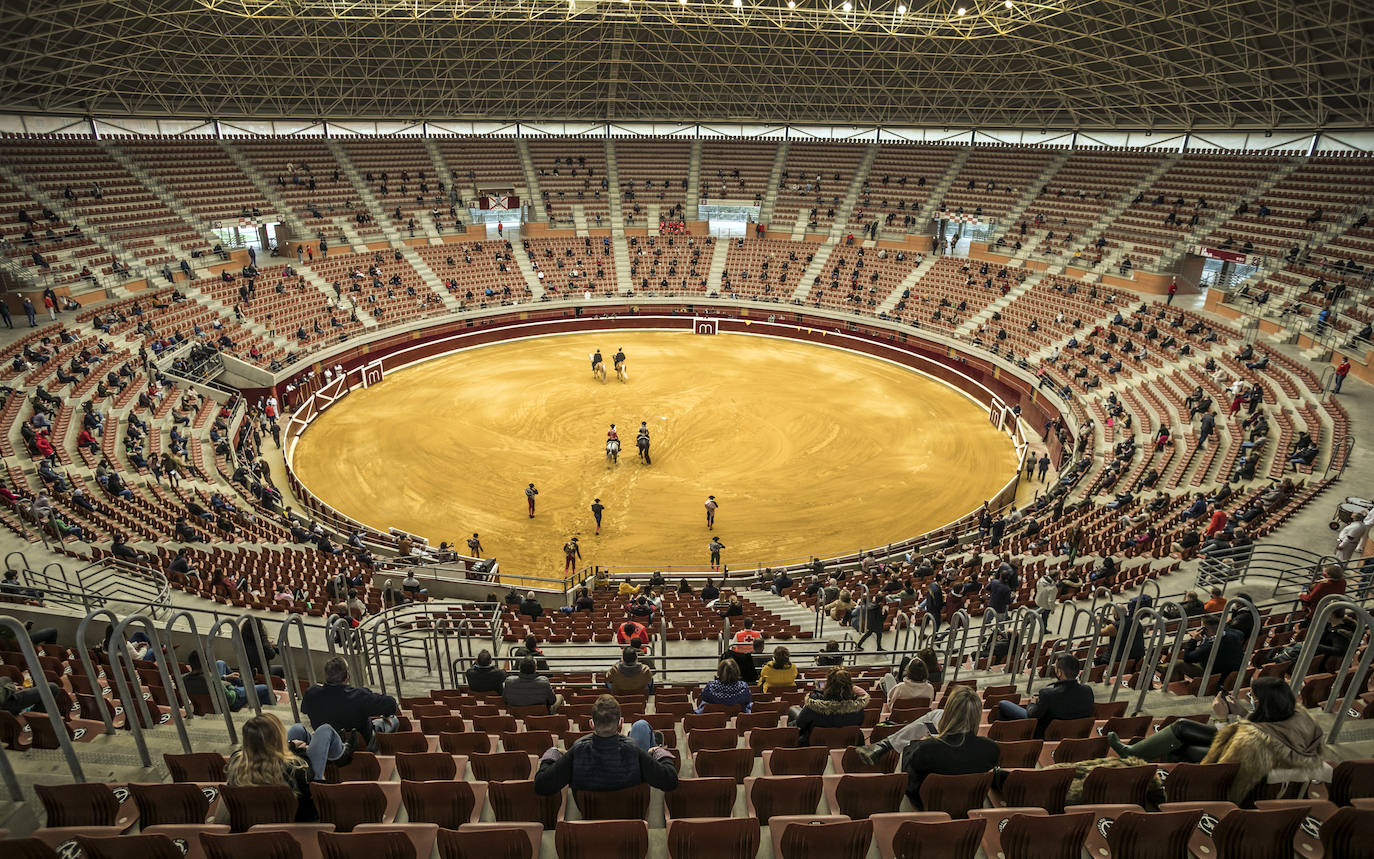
left=291, top=331, right=1019, bottom=577
left=0, top=1, right=1373, bottom=857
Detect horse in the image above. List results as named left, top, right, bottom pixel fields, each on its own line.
left=593, top=361, right=607, bottom=383
left=615, top=360, right=628, bottom=383
left=636, top=433, right=651, bottom=465
left=605, top=437, right=620, bottom=465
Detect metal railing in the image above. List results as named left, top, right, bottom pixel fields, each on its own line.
left=0, top=615, right=84, bottom=797
left=3, top=552, right=171, bottom=617
left=1287, top=595, right=1374, bottom=744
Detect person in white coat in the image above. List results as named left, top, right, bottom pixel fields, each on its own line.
left=1334, top=507, right=1374, bottom=562
left=1035, top=572, right=1059, bottom=626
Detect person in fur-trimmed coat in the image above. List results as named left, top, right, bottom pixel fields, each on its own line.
left=791, top=667, right=869, bottom=745
left=1105, top=676, right=1326, bottom=804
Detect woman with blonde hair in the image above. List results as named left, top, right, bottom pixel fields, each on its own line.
left=225, top=713, right=318, bottom=821
left=856, top=685, right=998, bottom=779
left=897, top=685, right=999, bottom=807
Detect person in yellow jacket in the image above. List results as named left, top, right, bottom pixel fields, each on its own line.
left=759, top=646, right=797, bottom=693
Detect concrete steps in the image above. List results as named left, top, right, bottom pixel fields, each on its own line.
left=706, top=234, right=732, bottom=295
left=790, top=241, right=836, bottom=302
left=685, top=140, right=702, bottom=221
left=218, top=140, right=309, bottom=240
left=515, top=140, right=548, bottom=222
left=758, top=141, right=789, bottom=228
left=510, top=239, right=547, bottom=300
left=874, top=254, right=939, bottom=316
left=910, top=148, right=972, bottom=235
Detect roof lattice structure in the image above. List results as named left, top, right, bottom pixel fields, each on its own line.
left=0, top=0, right=1370, bottom=129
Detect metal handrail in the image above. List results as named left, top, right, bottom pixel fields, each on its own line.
left=74, top=608, right=121, bottom=735
left=0, top=615, right=85, bottom=790
left=275, top=613, right=317, bottom=725
left=1149, top=602, right=1195, bottom=713
left=205, top=616, right=265, bottom=714
left=1195, top=598, right=1262, bottom=699
left=943, top=610, right=972, bottom=682
left=163, top=609, right=237, bottom=743
left=1108, top=606, right=1165, bottom=705
left=112, top=614, right=191, bottom=754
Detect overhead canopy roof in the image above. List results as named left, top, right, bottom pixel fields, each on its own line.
left=1, top=0, right=1370, bottom=129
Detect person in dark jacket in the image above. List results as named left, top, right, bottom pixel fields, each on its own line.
left=1177, top=616, right=1245, bottom=679
left=993, top=655, right=1095, bottom=737
left=534, top=694, right=677, bottom=795
left=791, top=667, right=870, bottom=745
left=240, top=616, right=285, bottom=679
left=518, top=591, right=544, bottom=620
left=464, top=649, right=507, bottom=693
left=503, top=658, right=563, bottom=713
left=985, top=573, right=1014, bottom=619
left=300, top=656, right=398, bottom=751
left=854, top=595, right=886, bottom=650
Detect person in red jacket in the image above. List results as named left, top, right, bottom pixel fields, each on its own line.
left=76, top=427, right=98, bottom=453
left=1205, top=506, right=1229, bottom=538
left=1299, top=565, right=1347, bottom=614
left=1333, top=358, right=1351, bottom=394
left=616, top=619, right=648, bottom=646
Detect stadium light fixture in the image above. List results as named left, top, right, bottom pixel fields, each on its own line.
left=956, top=6, right=966, bottom=14
left=842, top=1, right=852, bottom=10
left=897, top=3, right=906, bottom=11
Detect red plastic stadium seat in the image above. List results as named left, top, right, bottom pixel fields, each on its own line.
left=165, top=753, right=229, bottom=783
left=376, top=733, right=429, bottom=755
left=573, top=783, right=649, bottom=820
left=995, top=767, right=1076, bottom=815
left=1162, top=762, right=1239, bottom=803
left=128, top=782, right=211, bottom=827
left=1080, top=764, right=1159, bottom=805
left=777, top=818, right=873, bottom=859
left=1106, top=808, right=1203, bottom=859
left=890, top=817, right=985, bottom=859
left=666, top=817, right=760, bottom=859
left=918, top=772, right=992, bottom=819
left=826, top=773, right=908, bottom=819
left=553, top=820, right=648, bottom=859
left=34, top=783, right=123, bottom=827
left=75, top=835, right=181, bottom=859
left=200, top=830, right=304, bottom=859
left=394, top=752, right=460, bottom=781
left=765, top=746, right=829, bottom=775
left=311, top=782, right=388, bottom=832
left=1043, top=717, right=1095, bottom=740
left=1210, top=806, right=1308, bottom=859
left=469, top=751, right=532, bottom=781
left=808, top=726, right=865, bottom=749
left=664, top=777, right=736, bottom=819
left=219, top=784, right=299, bottom=832
left=746, top=775, right=824, bottom=822
left=439, top=731, right=492, bottom=755
left=317, top=830, right=414, bottom=859
left=1320, top=807, right=1374, bottom=859
left=1000, top=811, right=1094, bottom=859
left=693, top=747, right=755, bottom=783
left=377, top=775, right=461, bottom=821
left=993, top=740, right=1043, bottom=769
left=488, top=779, right=564, bottom=830
left=436, top=825, right=534, bottom=859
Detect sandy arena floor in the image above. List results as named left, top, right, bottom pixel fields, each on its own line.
left=290, top=331, right=1018, bottom=581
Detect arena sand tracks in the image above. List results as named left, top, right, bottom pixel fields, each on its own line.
left=290, top=332, right=1018, bottom=579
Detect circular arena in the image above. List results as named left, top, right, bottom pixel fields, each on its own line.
left=291, top=330, right=1019, bottom=577
left=0, top=1, right=1373, bottom=857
